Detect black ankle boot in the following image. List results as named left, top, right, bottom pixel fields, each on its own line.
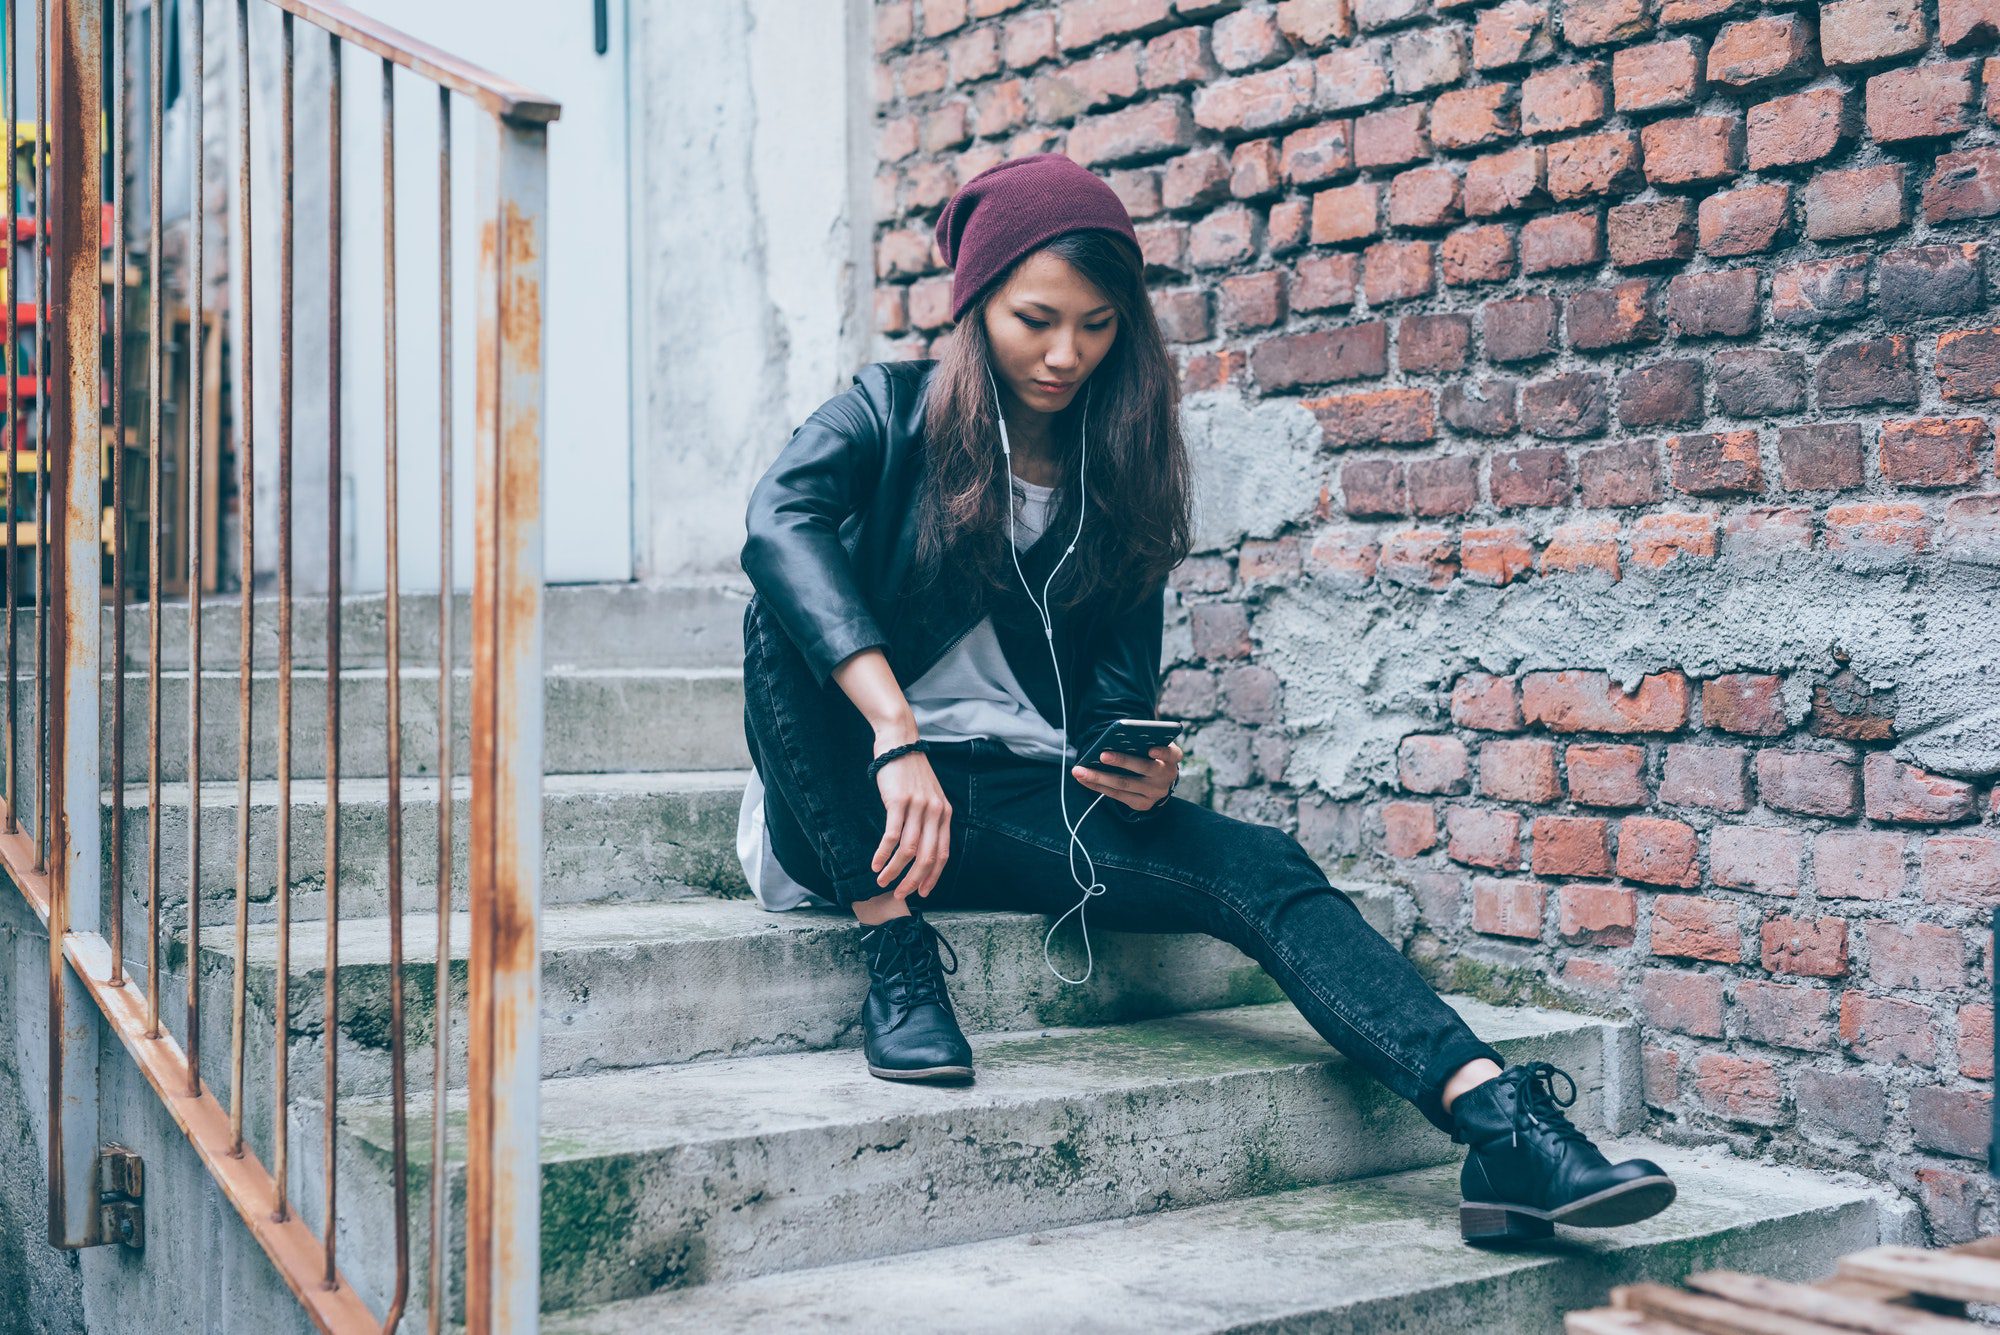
left=857, top=911, right=974, bottom=1082
left=1449, top=1060, right=1675, bottom=1245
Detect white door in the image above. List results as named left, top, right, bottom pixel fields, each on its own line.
left=342, top=0, right=633, bottom=588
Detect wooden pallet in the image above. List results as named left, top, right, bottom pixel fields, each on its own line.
left=1565, top=1235, right=2000, bottom=1333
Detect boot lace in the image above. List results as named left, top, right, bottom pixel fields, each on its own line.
left=866, top=914, right=961, bottom=1015
left=1510, top=1060, right=1592, bottom=1151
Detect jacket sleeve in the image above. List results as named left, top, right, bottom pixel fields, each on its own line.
left=740, top=366, right=895, bottom=690
left=1070, top=574, right=1174, bottom=824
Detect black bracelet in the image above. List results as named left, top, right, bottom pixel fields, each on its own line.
left=867, top=738, right=930, bottom=782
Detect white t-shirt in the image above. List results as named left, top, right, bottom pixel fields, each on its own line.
left=737, top=474, right=1075, bottom=911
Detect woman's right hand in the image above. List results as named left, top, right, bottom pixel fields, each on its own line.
left=870, top=737, right=953, bottom=901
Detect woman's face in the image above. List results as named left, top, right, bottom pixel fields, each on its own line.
left=980, top=250, right=1118, bottom=419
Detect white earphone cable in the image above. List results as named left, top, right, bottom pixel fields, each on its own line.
left=985, top=361, right=1106, bottom=986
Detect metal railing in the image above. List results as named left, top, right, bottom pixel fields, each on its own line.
left=7, top=2, right=555, bottom=1330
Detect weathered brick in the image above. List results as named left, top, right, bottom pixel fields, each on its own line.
left=1441, top=377, right=1520, bottom=435
left=1937, top=327, right=2000, bottom=402
left=1303, top=527, right=1380, bottom=585
left=1710, top=824, right=1804, bottom=894
left=1430, top=85, right=1519, bottom=151
left=1471, top=874, right=1545, bottom=935
left=1362, top=240, right=1435, bottom=304
left=1958, top=1004, right=1992, bottom=1079
left=1864, top=919, right=1967, bottom=990
left=1460, top=525, right=1537, bottom=583
left=1942, top=494, right=2000, bottom=565
left=1484, top=295, right=1559, bottom=363
left=1479, top=737, right=1562, bottom=802
left=1876, top=243, right=1985, bottom=321
left=1381, top=799, right=1439, bottom=858
left=1386, top=167, right=1463, bottom=230
left=1558, top=881, right=1638, bottom=945
left=1639, top=114, right=1742, bottom=186
left=1659, top=742, right=1750, bottom=810
left=1562, top=0, right=1652, bottom=47
left=1442, top=225, right=1516, bottom=284
left=1342, top=458, right=1410, bottom=517
left=1540, top=518, right=1622, bottom=577
left=1841, top=990, right=1936, bottom=1065
left=1691, top=1051, right=1782, bottom=1124
left=1864, top=753, right=1976, bottom=825
left=1802, top=163, right=1907, bottom=240
left=1071, top=96, right=1199, bottom=166
left=1408, top=454, right=1478, bottom=515
left=1618, top=360, right=1703, bottom=427
left=1528, top=671, right=1688, bottom=735
left=1825, top=501, right=1932, bottom=566
left=1747, top=86, right=1854, bottom=168
left=1924, top=148, right=2000, bottom=223
left=1613, top=37, right=1704, bottom=114
left=1280, top=119, right=1357, bottom=185
left=1911, top=1087, right=1994, bottom=1160
left=1722, top=507, right=1815, bottom=558
left=1819, top=0, right=1928, bottom=68
left=1772, top=255, right=1870, bottom=326
left=1534, top=814, right=1614, bottom=875
left=1816, top=335, right=1918, bottom=409
left=1520, top=208, right=1604, bottom=273
left=1380, top=528, right=1460, bottom=587
left=1866, top=59, right=1978, bottom=142
left=1762, top=915, right=1849, bottom=978
left=1879, top=417, right=1988, bottom=488
left=1520, top=372, right=1610, bottom=437
left=1664, top=269, right=1760, bottom=337
left=1547, top=130, right=1645, bottom=200
left=1398, top=313, right=1474, bottom=374
left=1707, top=14, right=1818, bottom=88
left=1669, top=430, right=1765, bottom=496
left=1309, top=181, right=1383, bottom=245
left=1713, top=348, right=1806, bottom=418
left=1567, top=279, right=1660, bottom=350
left=1309, top=387, right=1438, bottom=447
left=1702, top=674, right=1786, bottom=736
left=1354, top=102, right=1433, bottom=168
left=1580, top=441, right=1665, bottom=506
left=1291, top=252, right=1361, bottom=312
left=1736, top=979, right=1838, bottom=1049
left=1523, top=62, right=1609, bottom=135
left=1474, top=0, right=1555, bottom=69
left=1941, top=0, right=2000, bottom=48
left=1249, top=323, right=1389, bottom=390
left=1387, top=26, right=1469, bottom=95
left=1464, top=145, right=1548, bottom=218
left=1778, top=423, right=1866, bottom=490
left=1810, top=669, right=1898, bottom=742
left=1491, top=446, right=1574, bottom=508
left=1697, top=183, right=1791, bottom=257
left=1620, top=816, right=1703, bottom=887
left=1758, top=749, right=1861, bottom=818
left=1313, top=43, right=1393, bottom=112
left=1797, top=1069, right=1887, bottom=1143
left=1452, top=672, right=1524, bottom=730
left=1643, top=969, right=1725, bottom=1039
left=1218, top=271, right=1287, bottom=331
left=1567, top=742, right=1648, bottom=805
left=1191, top=65, right=1317, bottom=138
left=1631, top=513, right=1718, bottom=567
left=1450, top=808, right=1525, bottom=869
left=1607, top=196, right=1696, bottom=267
left=1817, top=829, right=1909, bottom=900
left=1653, top=893, right=1741, bottom=962
left=1922, top=834, right=2000, bottom=907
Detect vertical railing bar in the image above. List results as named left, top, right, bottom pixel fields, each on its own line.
left=34, top=0, right=48, bottom=876
left=381, top=54, right=411, bottom=1335
left=321, top=26, right=342, bottom=1294
left=147, top=0, right=167, bottom=1042
left=429, top=81, right=452, bottom=1335
left=4, top=0, right=17, bottom=841
left=186, top=0, right=206, bottom=1101
left=273, top=4, right=295, bottom=1224
left=228, top=0, right=256, bottom=1160
left=110, top=0, right=131, bottom=988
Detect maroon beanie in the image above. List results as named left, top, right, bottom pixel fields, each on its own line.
left=933, top=152, right=1140, bottom=324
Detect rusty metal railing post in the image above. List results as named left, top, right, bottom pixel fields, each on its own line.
left=45, top=0, right=106, bottom=1250
left=465, top=111, right=547, bottom=1335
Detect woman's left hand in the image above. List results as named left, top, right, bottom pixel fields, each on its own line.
left=1072, top=741, right=1183, bottom=813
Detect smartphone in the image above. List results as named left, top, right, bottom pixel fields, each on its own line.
left=1075, top=718, right=1185, bottom=773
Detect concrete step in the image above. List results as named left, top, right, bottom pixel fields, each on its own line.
left=177, top=890, right=1403, bottom=1155
left=539, top=1141, right=1905, bottom=1335
left=102, top=769, right=751, bottom=926
left=74, top=578, right=750, bottom=671
left=317, top=995, right=1626, bottom=1317
left=3, top=663, right=750, bottom=785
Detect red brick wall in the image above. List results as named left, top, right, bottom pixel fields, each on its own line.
left=870, top=0, right=2000, bottom=1242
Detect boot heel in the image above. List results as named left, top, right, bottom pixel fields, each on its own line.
left=1460, top=1202, right=1553, bottom=1245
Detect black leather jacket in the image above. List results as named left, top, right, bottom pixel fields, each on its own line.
left=740, top=357, right=1169, bottom=823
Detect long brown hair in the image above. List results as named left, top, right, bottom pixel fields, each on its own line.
left=908, top=229, right=1194, bottom=621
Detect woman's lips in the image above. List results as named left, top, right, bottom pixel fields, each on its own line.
left=1034, top=379, right=1072, bottom=393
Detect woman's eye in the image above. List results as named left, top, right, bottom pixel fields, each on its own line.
left=1018, top=316, right=1114, bottom=331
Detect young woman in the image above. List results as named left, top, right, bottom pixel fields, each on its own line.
left=736, top=152, right=1676, bottom=1245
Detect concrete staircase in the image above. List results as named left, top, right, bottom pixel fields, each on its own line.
left=129, top=582, right=1908, bottom=1332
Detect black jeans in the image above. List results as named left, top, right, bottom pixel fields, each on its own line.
left=741, top=594, right=1508, bottom=1135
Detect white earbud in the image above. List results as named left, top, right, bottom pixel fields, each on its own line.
left=985, top=360, right=1106, bottom=986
